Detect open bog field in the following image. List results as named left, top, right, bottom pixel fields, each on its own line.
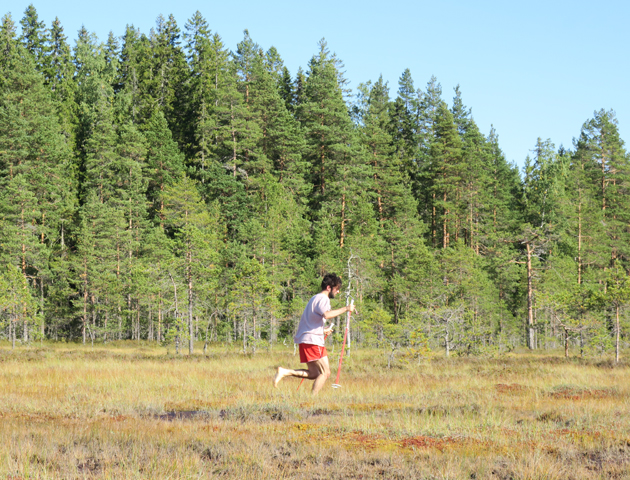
left=0, top=343, right=628, bottom=479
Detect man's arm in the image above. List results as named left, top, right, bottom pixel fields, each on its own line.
left=323, top=304, right=355, bottom=320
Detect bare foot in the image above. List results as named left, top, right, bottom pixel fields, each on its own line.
left=273, top=367, right=286, bottom=388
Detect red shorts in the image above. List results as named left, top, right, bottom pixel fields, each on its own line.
left=299, top=343, right=327, bottom=363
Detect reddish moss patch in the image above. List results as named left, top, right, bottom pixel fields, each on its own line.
left=341, top=431, right=387, bottom=450
left=495, top=383, right=527, bottom=394
left=400, top=435, right=454, bottom=451
left=548, top=387, right=616, bottom=400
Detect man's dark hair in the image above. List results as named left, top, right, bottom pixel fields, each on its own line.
left=321, top=273, right=342, bottom=291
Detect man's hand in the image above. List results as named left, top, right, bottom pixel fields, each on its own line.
left=347, top=303, right=356, bottom=314
left=323, top=325, right=334, bottom=336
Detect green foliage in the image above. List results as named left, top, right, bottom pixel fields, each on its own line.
left=19, top=4, right=48, bottom=71
left=0, top=10, right=628, bottom=357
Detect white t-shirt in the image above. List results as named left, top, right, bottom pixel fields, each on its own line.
left=293, top=293, right=331, bottom=346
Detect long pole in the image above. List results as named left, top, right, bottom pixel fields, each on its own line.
left=332, top=299, right=352, bottom=388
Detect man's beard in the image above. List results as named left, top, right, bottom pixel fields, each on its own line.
left=328, top=290, right=336, bottom=299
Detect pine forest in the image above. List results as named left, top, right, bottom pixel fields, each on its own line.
left=1, top=7, right=629, bottom=360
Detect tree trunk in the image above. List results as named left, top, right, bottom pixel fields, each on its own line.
left=320, top=129, right=325, bottom=195
left=270, top=315, right=276, bottom=344
left=40, top=277, right=45, bottom=337
left=340, top=193, right=346, bottom=248
left=169, top=272, right=180, bottom=354
left=432, top=193, right=436, bottom=247
left=445, top=331, right=450, bottom=357
left=136, top=304, right=141, bottom=343
left=158, top=291, right=162, bottom=342
left=252, top=310, right=257, bottom=354
left=82, top=288, right=88, bottom=345
left=443, top=192, right=449, bottom=249
left=243, top=319, right=247, bottom=354
left=128, top=294, right=132, bottom=340
left=616, top=303, right=620, bottom=364
left=91, top=295, right=96, bottom=345
left=148, top=304, right=153, bottom=341
left=231, top=102, right=237, bottom=175
left=601, top=148, right=607, bottom=213
left=526, top=242, right=535, bottom=349
left=188, top=249, right=194, bottom=355
left=577, top=195, right=582, bottom=285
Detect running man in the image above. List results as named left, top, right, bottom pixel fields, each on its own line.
left=273, top=273, right=355, bottom=395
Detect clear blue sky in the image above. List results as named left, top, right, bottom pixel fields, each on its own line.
left=5, top=0, right=629, bottom=172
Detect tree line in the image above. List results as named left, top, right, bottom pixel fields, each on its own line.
left=1, top=6, right=628, bottom=359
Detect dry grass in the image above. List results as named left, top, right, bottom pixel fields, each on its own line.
left=0, top=342, right=629, bottom=479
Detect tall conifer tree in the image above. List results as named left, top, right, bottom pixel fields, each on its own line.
left=19, top=4, right=49, bottom=72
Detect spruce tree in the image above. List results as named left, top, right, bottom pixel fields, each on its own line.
left=46, top=17, right=76, bottom=139
left=182, top=10, right=213, bottom=164
left=415, top=76, right=445, bottom=238
left=264, top=46, right=284, bottom=83
left=294, top=67, right=306, bottom=108
left=103, top=31, right=121, bottom=95
left=184, top=12, right=248, bottom=179
left=232, top=30, right=268, bottom=179
left=235, top=32, right=306, bottom=195
left=81, top=90, right=120, bottom=203
left=0, top=14, right=19, bottom=86
left=389, top=69, right=420, bottom=183
left=142, top=109, right=185, bottom=223
left=279, top=66, right=295, bottom=111
left=298, top=40, right=351, bottom=206
left=117, top=25, right=151, bottom=122
left=146, top=15, right=187, bottom=135
left=19, top=4, right=49, bottom=72
left=73, top=26, right=118, bottom=165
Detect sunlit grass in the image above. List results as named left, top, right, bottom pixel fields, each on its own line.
left=0, top=342, right=628, bottom=478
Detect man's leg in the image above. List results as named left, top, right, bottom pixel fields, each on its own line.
left=309, top=356, right=330, bottom=396
left=273, top=366, right=310, bottom=387
left=273, top=357, right=330, bottom=389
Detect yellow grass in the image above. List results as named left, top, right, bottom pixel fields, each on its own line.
left=0, top=342, right=628, bottom=479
